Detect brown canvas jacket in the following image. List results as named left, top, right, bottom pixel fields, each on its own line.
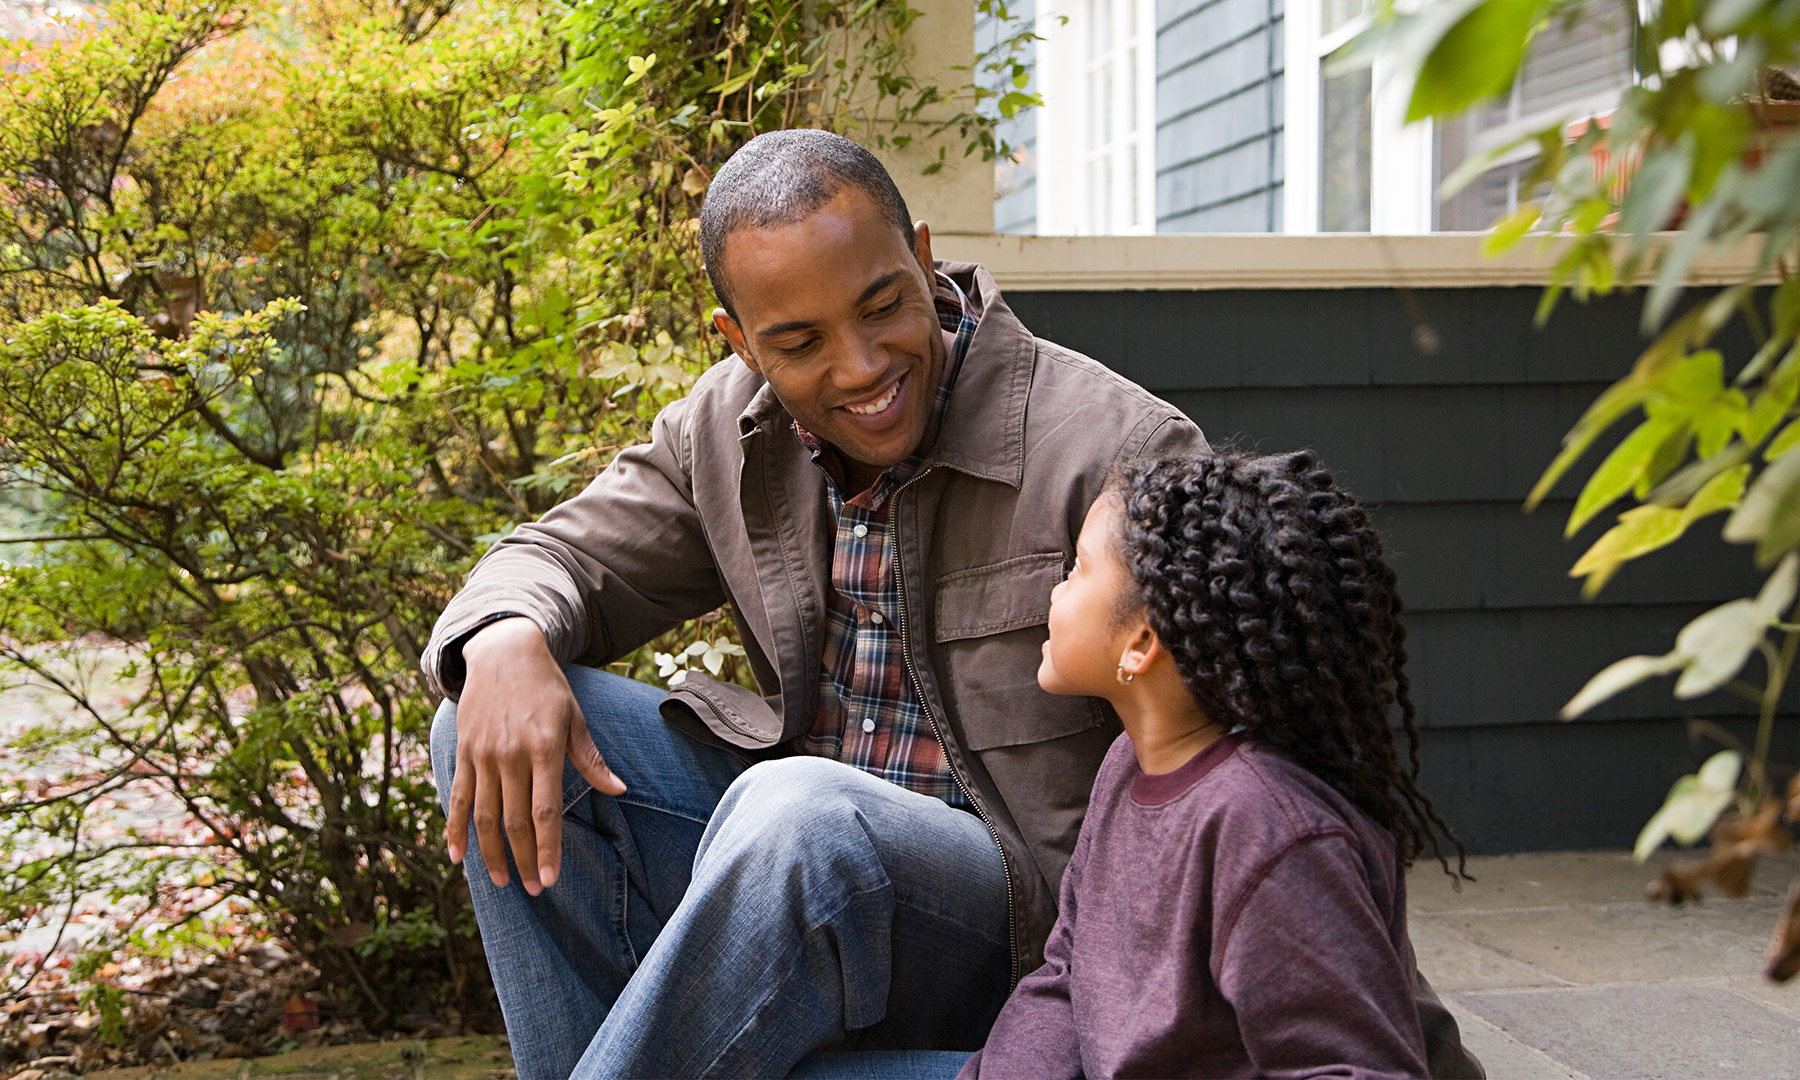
left=423, top=261, right=1203, bottom=978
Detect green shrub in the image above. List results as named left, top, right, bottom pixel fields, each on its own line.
left=0, top=0, right=1034, bottom=1028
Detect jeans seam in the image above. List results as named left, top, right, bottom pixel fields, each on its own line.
left=699, top=951, right=804, bottom=1078
left=561, top=781, right=716, bottom=827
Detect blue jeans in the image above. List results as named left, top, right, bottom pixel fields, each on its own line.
left=431, top=667, right=1011, bottom=1079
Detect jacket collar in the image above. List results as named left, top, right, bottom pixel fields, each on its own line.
left=737, top=261, right=1032, bottom=490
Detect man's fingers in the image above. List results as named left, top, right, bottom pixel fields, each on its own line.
left=532, top=754, right=564, bottom=890
left=471, top=771, right=509, bottom=891
left=569, top=714, right=627, bottom=797
left=502, top=768, right=542, bottom=896
left=445, top=758, right=474, bottom=864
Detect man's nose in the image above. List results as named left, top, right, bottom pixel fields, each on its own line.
left=832, top=333, right=886, bottom=389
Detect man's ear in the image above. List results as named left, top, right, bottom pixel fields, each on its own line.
left=913, top=220, right=933, bottom=272
left=1117, top=620, right=1162, bottom=682
left=712, top=307, right=758, bottom=374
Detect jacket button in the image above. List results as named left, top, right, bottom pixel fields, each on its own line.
left=861, top=717, right=876, bottom=733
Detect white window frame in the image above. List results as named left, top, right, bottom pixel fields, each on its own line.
left=1032, top=0, right=1158, bottom=235
left=1284, top=0, right=1436, bottom=233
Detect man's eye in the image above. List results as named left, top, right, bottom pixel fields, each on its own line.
left=871, top=297, right=902, bottom=316
left=780, top=339, right=818, bottom=356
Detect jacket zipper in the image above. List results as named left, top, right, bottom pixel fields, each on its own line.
left=886, top=466, right=1022, bottom=989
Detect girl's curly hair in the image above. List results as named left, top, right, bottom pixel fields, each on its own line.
left=1112, top=451, right=1468, bottom=878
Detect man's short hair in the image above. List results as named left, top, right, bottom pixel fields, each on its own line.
left=700, top=129, right=915, bottom=320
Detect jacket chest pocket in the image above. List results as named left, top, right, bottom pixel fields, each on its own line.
left=932, top=552, right=1106, bottom=749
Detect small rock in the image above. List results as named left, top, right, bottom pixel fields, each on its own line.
left=246, top=941, right=292, bottom=973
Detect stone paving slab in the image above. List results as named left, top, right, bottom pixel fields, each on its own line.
left=1439, top=896, right=1786, bottom=986
left=1441, top=998, right=1578, bottom=1080
left=1410, top=916, right=1568, bottom=992
left=1455, top=985, right=1800, bottom=1079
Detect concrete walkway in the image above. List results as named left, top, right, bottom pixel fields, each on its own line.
left=1412, top=850, right=1800, bottom=1078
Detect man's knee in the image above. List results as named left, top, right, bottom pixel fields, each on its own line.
left=429, top=698, right=458, bottom=806
left=698, top=758, right=883, bottom=892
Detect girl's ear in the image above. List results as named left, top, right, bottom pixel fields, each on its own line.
left=1117, top=618, right=1162, bottom=681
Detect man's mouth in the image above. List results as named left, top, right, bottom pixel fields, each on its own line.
left=843, top=379, right=901, bottom=416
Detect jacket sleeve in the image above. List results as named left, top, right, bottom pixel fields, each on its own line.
left=1215, top=834, right=1430, bottom=1080
left=957, top=821, right=1088, bottom=1080
left=1122, top=411, right=1211, bottom=467
left=421, top=394, right=728, bottom=700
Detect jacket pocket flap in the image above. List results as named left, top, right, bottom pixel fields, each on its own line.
left=933, top=552, right=1065, bottom=642
left=660, top=670, right=782, bottom=747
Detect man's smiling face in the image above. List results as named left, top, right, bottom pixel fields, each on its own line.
left=712, top=187, right=945, bottom=492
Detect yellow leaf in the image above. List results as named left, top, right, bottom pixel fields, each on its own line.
left=1571, top=504, right=1686, bottom=596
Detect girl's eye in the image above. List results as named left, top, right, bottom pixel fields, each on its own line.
left=1068, top=558, right=1080, bottom=577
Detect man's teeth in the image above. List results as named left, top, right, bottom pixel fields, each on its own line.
left=845, top=382, right=900, bottom=416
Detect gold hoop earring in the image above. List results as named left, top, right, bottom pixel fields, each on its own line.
left=1116, top=665, right=1133, bottom=685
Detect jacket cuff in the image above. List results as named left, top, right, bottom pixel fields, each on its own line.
left=423, top=611, right=531, bottom=702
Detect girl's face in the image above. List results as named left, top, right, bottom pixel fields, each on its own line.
left=1039, top=495, right=1139, bottom=698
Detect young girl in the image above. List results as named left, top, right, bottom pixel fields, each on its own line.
left=960, top=451, right=1468, bottom=1080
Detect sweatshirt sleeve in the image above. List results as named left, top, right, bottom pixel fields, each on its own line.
left=1214, top=834, right=1429, bottom=1080
left=957, top=824, right=1089, bottom=1080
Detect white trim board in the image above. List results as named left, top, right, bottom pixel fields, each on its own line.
left=932, top=232, right=1781, bottom=290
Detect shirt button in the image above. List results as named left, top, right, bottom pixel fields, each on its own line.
left=852, top=523, right=869, bottom=538
left=861, top=717, right=876, bottom=733
left=869, top=610, right=884, bottom=624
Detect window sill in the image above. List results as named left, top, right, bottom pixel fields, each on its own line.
left=931, top=232, right=1774, bottom=291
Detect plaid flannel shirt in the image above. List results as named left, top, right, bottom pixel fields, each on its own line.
left=793, top=271, right=979, bottom=808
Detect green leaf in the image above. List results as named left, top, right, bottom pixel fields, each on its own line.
left=1483, top=202, right=1542, bottom=257
left=1700, top=0, right=1764, bottom=34
left=1571, top=505, right=1686, bottom=595
left=1528, top=310, right=1705, bottom=510
left=1405, top=0, right=1547, bottom=123
left=1767, top=418, right=1800, bottom=461
left=1561, top=652, right=1685, bottom=719
left=1620, top=140, right=1694, bottom=242
left=1743, top=372, right=1800, bottom=446
left=1568, top=418, right=1679, bottom=536
left=1647, top=442, right=1751, bottom=507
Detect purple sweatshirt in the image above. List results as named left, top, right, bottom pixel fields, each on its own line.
left=959, top=732, right=1428, bottom=1080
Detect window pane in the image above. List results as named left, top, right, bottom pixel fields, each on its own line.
left=1127, top=146, right=1140, bottom=228
left=1087, top=69, right=1100, bottom=148
left=1100, top=60, right=1114, bottom=144
left=1319, top=57, right=1372, bottom=232
left=1126, top=47, right=1137, bottom=134
left=1320, top=0, right=1370, bottom=36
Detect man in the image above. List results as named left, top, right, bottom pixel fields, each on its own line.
left=424, top=129, right=1481, bottom=1079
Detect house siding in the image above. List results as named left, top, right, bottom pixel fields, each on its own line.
left=1004, top=284, right=1794, bottom=853
left=1155, top=0, right=1284, bottom=232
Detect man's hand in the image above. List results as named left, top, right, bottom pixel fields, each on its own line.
left=445, top=617, right=626, bottom=895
